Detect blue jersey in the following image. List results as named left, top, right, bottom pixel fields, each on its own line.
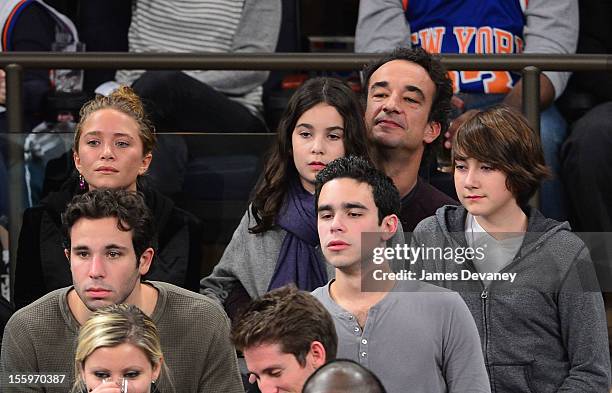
left=405, top=0, right=527, bottom=94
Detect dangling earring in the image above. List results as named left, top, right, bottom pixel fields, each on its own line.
left=79, top=173, right=86, bottom=191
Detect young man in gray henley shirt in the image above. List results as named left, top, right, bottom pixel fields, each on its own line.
left=311, top=156, right=490, bottom=393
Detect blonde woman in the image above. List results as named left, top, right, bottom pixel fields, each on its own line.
left=72, top=304, right=169, bottom=393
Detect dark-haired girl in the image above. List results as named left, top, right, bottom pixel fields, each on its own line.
left=201, top=77, right=372, bottom=308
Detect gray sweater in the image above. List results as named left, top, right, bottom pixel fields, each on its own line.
left=412, top=205, right=611, bottom=392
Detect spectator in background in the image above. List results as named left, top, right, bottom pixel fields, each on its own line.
left=0, top=0, right=80, bottom=216
left=71, top=304, right=165, bottom=393
left=356, top=0, right=578, bottom=221
left=560, top=0, right=612, bottom=233
left=0, top=0, right=79, bottom=132
left=200, top=77, right=372, bottom=318
left=558, top=0, right=612, bottom=361
left=232, top=285, right=337, bottom=393
left=2, top=189, right=243, bottom=393
left=115, top=0, right=281, bottom=195
left=14, top=86, right=202, bottom=310
left=361, top=47, right=457, bottom=232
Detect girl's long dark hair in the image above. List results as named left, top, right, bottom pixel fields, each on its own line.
left=249, top=77, right=370, bottom=233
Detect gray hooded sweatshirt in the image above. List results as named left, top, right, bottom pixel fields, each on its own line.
left=412, top=205, right=610, bottom=393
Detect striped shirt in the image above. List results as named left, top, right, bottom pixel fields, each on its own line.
left=116, top=0, right=281, bottom=115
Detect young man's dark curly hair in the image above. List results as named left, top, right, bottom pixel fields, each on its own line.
left=62, top=188, right=157, bottom=265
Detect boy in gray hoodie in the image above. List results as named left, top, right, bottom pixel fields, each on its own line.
left=412, top=105, right=610, bottom=392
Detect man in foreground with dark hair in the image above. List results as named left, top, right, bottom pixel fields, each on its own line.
left=302, top=359, right=386, bottom=393
left=362, top=47, right=457, bottom=232
left=1, top=188, right=243, bottom=393
left=312, top=156, right=490, bottom=393
left=232, top=285, right=337, bottom=393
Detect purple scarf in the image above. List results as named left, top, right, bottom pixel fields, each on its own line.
left=268, top=179, right=328, bottom=291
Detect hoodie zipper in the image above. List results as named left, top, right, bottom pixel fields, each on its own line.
left=478, top=253, right=530, bottom=381
left=465, top=258, right=491, bottom=370
left=480, top=288, right=489, bottom=370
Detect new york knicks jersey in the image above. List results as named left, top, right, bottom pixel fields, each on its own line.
left=405, top=0, right=527, bottom=94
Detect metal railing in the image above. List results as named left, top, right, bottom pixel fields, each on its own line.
left=2, top=52, right=612, bottom=134
left=1, top=51, right=612, bottom=297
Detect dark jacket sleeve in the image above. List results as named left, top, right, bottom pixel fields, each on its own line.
left=14, top=208, right=47, bottom=310
left=147, top=207, right=203, bottom=293
left=184, top=209, right=203, bottom=292
left=11, top=3, right=55, bottom=115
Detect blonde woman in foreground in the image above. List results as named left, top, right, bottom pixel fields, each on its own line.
left=72, top=304, right=170, bottom=393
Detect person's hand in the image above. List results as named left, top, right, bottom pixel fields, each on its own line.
left=444, top=109, right=480, bottom=149
left=0, top=69, right=5, bottom=105
left=443, top=96, right=479, bottom=150
left=87, top=379, right=124, bottom=392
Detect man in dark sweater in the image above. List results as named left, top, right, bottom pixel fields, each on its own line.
left=1, top=189, right=243, bottom=393
left=363, top=47, right=457, bottom=231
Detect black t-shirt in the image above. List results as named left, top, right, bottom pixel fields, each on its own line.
left=399, top=177, right=458, bottom=232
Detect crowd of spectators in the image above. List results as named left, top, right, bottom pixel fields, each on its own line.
left=0, top=1, right=611, bottom=392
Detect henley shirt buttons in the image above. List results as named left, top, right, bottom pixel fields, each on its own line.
left=353, top=326, right=360, bottom=333
left=361, top=351, right=367, bottom=358
left=348, top=316, right=354, bottom=321
left=361, top=339, right=368, bottom=345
